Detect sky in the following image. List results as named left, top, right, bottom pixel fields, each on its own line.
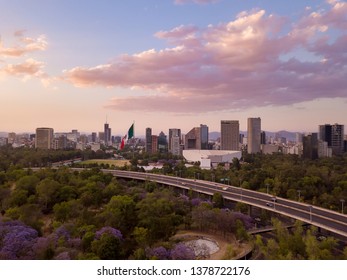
left=0, top=0, right=346, bottom=136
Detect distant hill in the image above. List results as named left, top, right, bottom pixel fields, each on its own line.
left=209, top=132, right=221, bottom=140
left=0, top=132, right=8, bottom=137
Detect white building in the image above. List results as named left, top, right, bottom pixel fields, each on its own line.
left=183, top=150, right=242, bottom=169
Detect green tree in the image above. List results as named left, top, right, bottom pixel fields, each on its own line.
left=15, top=175, right=39, bottom=196
left=36, top=178, right=61, bottom=211
left=132, top=226, right=149, bottom=247
left=212, top=192, right=224, bottom=208
left=91, top=233, right=123, bottom=260
left=137, top=191, right=181, bottom=243
left=99, top=195, right=137, bottom=235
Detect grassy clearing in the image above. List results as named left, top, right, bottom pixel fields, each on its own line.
left=81, top=159, right=130, bottom=167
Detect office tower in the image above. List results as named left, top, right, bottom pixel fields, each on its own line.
left=158, top=131, right=168, bottom=153
left=169, top=128, right=181, bottom=155
left=104, top=122, right=111, bottom=145
left=220, top=120, right=239, bottom=150
left=145, top=128, right=152, bottom=153
left=247, top=117, right=261, bottom=154
left=151, top=135, right=158, bottom=153
left=184, top=124, right=209, bottom=150
left=185, top=127, right=200, bottom=149
left=303, top=133, right=318, bottom=159
left=53, top=135, right=67, bottom=150
left=35, top=127, right=54, bottom=149
left=200, top=124, right=209, bottom=150
left=319, top=124, right=344, bottom=155
left=261, top=131, right=266, bottom=145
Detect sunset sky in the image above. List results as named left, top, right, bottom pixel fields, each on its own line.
left=1, top=0, right=346, bottom=136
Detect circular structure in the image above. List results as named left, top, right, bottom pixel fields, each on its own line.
left=185, top=238, right=220, bottom=258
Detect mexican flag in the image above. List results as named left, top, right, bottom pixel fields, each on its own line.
left=120, top=123, right=134, bottom=149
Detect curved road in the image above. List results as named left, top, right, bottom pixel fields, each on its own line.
left=99, top=169, right=347, bottom=238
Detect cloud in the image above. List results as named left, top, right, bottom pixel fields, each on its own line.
left=64, top=5, right=347, bottom=113
left=2, top=58, right=45, bottom=77
left=0, top=31, right=51, bottom=86
left=0, top=32, right=48, bottom=58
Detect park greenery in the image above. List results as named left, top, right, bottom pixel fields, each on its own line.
left=0, top=145, right=346, bottom=260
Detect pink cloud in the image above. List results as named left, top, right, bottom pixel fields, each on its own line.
left=64, top=5, right=347, bottom=113
left=0, top=32, right=47, bottom=57
left=2, top=58, right=45, bottom=77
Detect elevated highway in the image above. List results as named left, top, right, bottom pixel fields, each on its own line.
left=99, top=169, right=347, bottom=239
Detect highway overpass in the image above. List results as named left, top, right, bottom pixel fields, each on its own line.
left=99, top=169, right=347, bottom=239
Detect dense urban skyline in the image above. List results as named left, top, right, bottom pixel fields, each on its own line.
left=1, top=0, right=347, bottom=135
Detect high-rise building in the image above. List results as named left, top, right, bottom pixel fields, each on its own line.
left=185, top=127, right=201, bottom=150
left=53, top=135, right=67, bottom=150
left=200, top=124, right=209, bottom=150
left=158, top=131, right=168, bottom=153
left=319, top=124, right=344, bottom=155
left=220, top=120, right=239, bottom=150
left=151, top=135, right=158, bottom=153
left=104, top=123, right=111, bottom=146
left=260, top=131, right=266, bottom=145
left=169, top=128, right=181, bottom=155
left=184, top=124, right=209, bottom=150
left=247, top=117, right=261, bottom=154
left=145, top=128, right=152, bottom=153
left=35, top=127, right=54, bottom=149
left=303, top=133, right=318, bottom=159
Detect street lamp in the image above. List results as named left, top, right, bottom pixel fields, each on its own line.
left=266, top=183, right=269, bottom=195
left=340, top=199, right=345, bottom=214
left=309, top=206, right=313, bottom=222
left=297, top=190, right=301, bottom=201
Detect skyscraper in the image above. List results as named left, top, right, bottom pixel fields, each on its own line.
left=319, top=123, right=344, bottom=155
left=35, top=127, right=54, bottom=149
left=104, top=122, right=111, bottom=146
left=200, top=124, right=209, bottom=150
left=169, top=128, right=181, bottom=155
left=184, top=124, right=209, bottom=150
left=247, top=117, right=261, bottom=154
left=221, top=120, right=239, bottom=150
left=184, top=127, right=201, bottom=149
left=151, top=135, right=158, bottom=153
left=158, top=131, right=168, bottom=153
left=303, top=133, right=318, bottom=159
left=145, top=128, right=152, bottom=153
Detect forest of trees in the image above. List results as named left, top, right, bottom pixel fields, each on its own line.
left=0, top=146, right=346, bottom=260
left=0, top=165, right=253, bottom=260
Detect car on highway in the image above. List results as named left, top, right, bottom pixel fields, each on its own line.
left=270, top=196, right=277, bottom=202
left=222, top=186, right=230, bottom=190
left=266, top=202, right=274, bottom=207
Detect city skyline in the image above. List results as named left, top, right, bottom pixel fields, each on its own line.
left=1, top=0, right=347, bottom=135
